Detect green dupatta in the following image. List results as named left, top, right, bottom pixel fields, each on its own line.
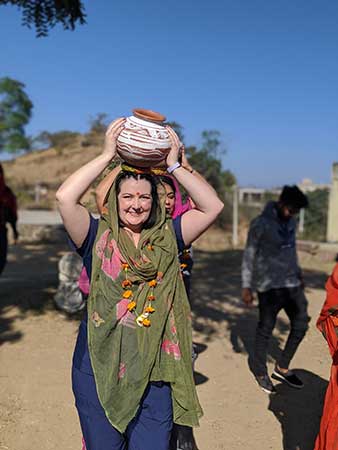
left=87, top=177, right=203, bottom=433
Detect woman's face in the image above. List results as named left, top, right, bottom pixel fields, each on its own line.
left=118, top=178, right=153, bottom=231
left=163, top=183, right=176, bottom=215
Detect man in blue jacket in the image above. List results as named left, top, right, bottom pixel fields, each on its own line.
left=242, top=185, right=309, bottom=394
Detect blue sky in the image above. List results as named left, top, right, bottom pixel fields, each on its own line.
left=1, top=0, right=337, bottom=187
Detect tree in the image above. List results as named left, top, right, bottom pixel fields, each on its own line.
left=185, top=129, right=233, bottom=190
left=300, top=189, right=329, bottom=242
left=201, top=130, right=226, bottom=159
left=0, top=77, right=33, bottom=154
left=88, top=113, right=110, bottom=135
left=166, top=121, right=236, bottom=228
left=0, top=0, right=86, bottom=37
left=33, top=129, right=80, bottom=154
left=166, top=123, right=236, bottom=192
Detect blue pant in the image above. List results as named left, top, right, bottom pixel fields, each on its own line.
left=72, top=367, right=173, bottom=450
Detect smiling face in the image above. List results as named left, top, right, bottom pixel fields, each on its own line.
left=117, top=177, right=153, bottom=232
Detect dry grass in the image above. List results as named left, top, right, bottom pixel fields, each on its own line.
left=2, top=134, right=105, bottom=209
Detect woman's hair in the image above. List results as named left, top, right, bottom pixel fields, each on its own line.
left=155, top=174, right=192, bottom=219
left=115, top=171, right=159, bottom=229
left=156, top=175, right=177, bottom=195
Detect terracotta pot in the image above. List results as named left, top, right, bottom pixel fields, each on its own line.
left=116, top=108, right=171, bottom=168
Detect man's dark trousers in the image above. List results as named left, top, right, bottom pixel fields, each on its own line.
left=252, top=286, right=309, bottom=376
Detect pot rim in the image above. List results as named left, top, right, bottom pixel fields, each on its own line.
left=132, top=108, right=166, bottom=123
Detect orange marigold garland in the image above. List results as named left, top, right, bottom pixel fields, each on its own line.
left=127, top=301, right=136, bottom=312
left=120, top=262, right=158, bottom=328
left=123, top=290, right=133, bottom=299
left=121, top=163, right=167, bottom=176
left=120, top=263, right=136, bottom=313
left=181, top=249, right=192, bottom=260
left=122, top=279, right=132, bottom=288
left=142, top=318, right=151, bottom=327
left=136, top=278, right=158, bottom=327
left=156, top=272, right=163, bottom=283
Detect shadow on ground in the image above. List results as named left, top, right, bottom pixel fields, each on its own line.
left=191, top=249, right=329, bottom=361
left=268, top=369, right=327, bottom=450
left=0, top=244, right=330, bottom=357
left=190, top=249, right=329, bottom=448
left=193, top=371, right=209, bottom=386
left=0, top=240, right=82, bottom=345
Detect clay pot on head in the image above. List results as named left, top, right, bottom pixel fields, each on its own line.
left=116, top=108, right=172, bottom=168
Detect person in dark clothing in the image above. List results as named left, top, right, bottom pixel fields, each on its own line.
left=0, top=164, right=18, bottom=275
left=241, top=185, right=309, bottom=394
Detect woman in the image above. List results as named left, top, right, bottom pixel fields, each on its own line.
left=0, top=163, right=18, bottom=275
left=96, top=166, right=198, bottom=450
left=314, top=264, right=338, bottom=450
left=56, top=118, right=224, bottom=450
left=96, top=168, right=194, bottom=297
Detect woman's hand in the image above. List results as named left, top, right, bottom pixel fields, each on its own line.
left=166, top=127, right=181, bottom=167
left=180, top=145, right=193, bottom=172
left=56, top=117, right=125, bottom=248
left=102, top=118, right=125, bottom=161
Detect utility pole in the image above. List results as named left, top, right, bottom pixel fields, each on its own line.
left=327, top=163, right=338, bottom=242
left=232, top=185, right=239, bottom=248
left=34, top=183, right=41, bottom=204
left=298, top=208, right=305, bottom=234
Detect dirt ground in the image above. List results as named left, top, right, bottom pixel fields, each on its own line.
left=0, top=232, right=336, bottom=450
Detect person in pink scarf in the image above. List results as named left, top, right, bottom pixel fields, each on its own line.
left=166, top=173, right=193, bottom=219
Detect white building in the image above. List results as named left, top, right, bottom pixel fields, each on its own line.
left=239, top=178, right=329, bottom=207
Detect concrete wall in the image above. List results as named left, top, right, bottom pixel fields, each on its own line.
left=327, top=163, right=338, bottom=242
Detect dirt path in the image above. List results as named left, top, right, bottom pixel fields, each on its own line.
left=0, top=238, right=335, bottom=450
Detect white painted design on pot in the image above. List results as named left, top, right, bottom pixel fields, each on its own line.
left=117, top=115, right=171, bottom=167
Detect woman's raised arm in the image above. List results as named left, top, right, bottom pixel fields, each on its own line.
left=166, top=128, right=224, bottom=246
left=95, top=165, right=122, bottom=215
left=56, top=118, right=125, bottom=247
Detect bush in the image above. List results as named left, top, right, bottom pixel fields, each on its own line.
left=299, top=189, right=329, bottom=242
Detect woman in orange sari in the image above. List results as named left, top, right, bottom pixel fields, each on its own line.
left=314, top=264, right=338, bottom=450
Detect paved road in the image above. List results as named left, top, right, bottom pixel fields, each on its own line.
left=18, top=209, right=99, bottom=225
left=18, top=209, right=63, bottom=225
